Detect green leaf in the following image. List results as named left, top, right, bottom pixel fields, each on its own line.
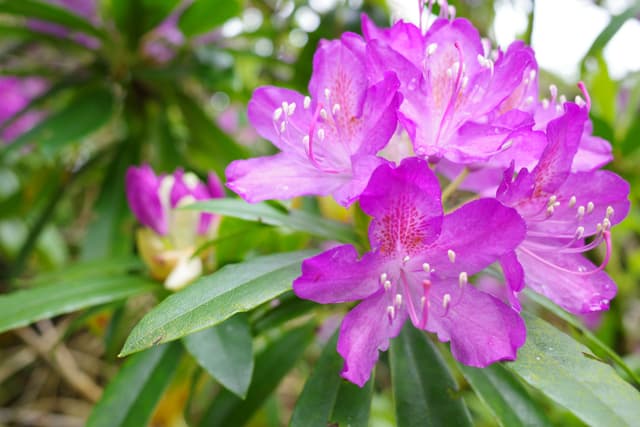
left=0, top=276, right=156, bottom=334
left=186, top=199, right=359, bottom=244
left=19, top=257, right=142, bottom=287
left=508, top=313, right=640, bottom=427
left=390, top=324, right=472, bottom=427
left=120, top=250, right=316, bottom=356
left=0, top=23, right=94, bottom=49
left=290, top=331, right=374, bottom=427
left=8, top=86, right=115, bottom=155
left=173, top=90, right=247, bottom=178
left=111, top=0, right=181, bottom=46
left=197, top=322, right=314, bottom=427
left=86, top=342, right=182, bottom=427
left=460, top=363, right=552, bottom=427
left=178, top=0, right=241, bottom=37
left=183, top=314, right=253, bottom=398
left=0, top=0, right=105, bottom=38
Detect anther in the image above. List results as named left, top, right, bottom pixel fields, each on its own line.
left=320, top=108, right=328, bottom=120
left=395, top=294, right=403, bottom=306
left=447, top=249, right=456, bottom=263
left=586, top=201, right=594, bottom=214
left=403, top=255, right=411, bottom=264
left=442, top=293, right=451, bottom=309
left=273, top=107, right=283, bottom=121
left=302, top=135, right=309, bottom=145
left=559, top=95, right=567, bottom=104
left=606, top=206, right=614, bottom=219
left=529, top=69, right=537, bottom=80
left=303, top=96, right=311, bottom=109
left=542, top=99, right=550, bottom=109
left=317, top=128, right=325, bottom=140
left=569, top=195, right=577, bottom=208
left=282, top=101, right=289, bottom=112
left=386, top=306, right=395, bottom=321
left=422, top=262, right=431, bottom=273
left=287, top=102, right=296, bottom=115
left=332, top=104, right=341, bottom=114
left=546, top=205, right=555, bottom=216
left=380, top=273, right=388, bottom=283
left=548, top=195, right=557, bottom=206
left=383, top=280, right=392, bottom=291
left=603, top=218, right=611, bottom=230
left=549, top=84, right=558, bottom=100
left=575, top=226, right=585, bottom=240
left=577, top=205, right=585, bottom=219
left=426, top=42, right=438, bottom=56
left=324, top=88, right=331, bottom=100
left=458, top=272, right=468, bottom=287
left=575, top=95, right=586, bottom=107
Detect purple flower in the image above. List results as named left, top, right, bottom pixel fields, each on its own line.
left=226, top=35, right=402, bottom=207
left=0, top=77, right=48, bottom=143
left=294, top=157, right=527, bottom=386
left=497, top=102, right=630, bottom=314
left=125, top=165, right=224, bottom=237
left=31, top=0, right=100, bottom=48
left=362, top=15, right=537, bottom=164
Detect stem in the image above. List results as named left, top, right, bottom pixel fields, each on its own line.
left=523, top=0, right=535, bottom=45
left=441, top=167, right=469, bottom=203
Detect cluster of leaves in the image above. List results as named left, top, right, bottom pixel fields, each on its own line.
left=1, top=1, right=640, bottom=426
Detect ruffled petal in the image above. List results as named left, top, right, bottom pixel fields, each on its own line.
left=426, top=279, right=526, bottom=366
left=426, top=198, right=526, bottom=278
left=517, top=249, right=617, bottom=314
left=125, top=165, right=167, bottom=235
left=337, top=291, right=408, bottom=386
left=360, top=158, right=443, bottom=255
left=293, top=245, right=385, bottom=304
left=225, top=153, right=342, bottom=202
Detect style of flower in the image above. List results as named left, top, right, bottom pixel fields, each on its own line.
left=497, top=102, right=630, bottom=314
left=226, top=35, right=402, bottom=206
left=294, top=157, right=527, bottom=386
left=126, top=165, right=224, bottom=290
left=361, top=14, right=537, bottom=164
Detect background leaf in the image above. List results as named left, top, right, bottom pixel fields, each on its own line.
left=86, top=342, right=182, bottom=427
left=182, top=314, right=253, bottom=398
left=178, top=0, right=241, bottom=37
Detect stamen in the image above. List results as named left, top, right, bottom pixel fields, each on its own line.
left=442, top=293, right=451, bottom=309
left=542, top=98, right=550, bottom=109
left=273, top=107, right=283, bottom=121
left=320, top=108, right=328, bottom=120
left=324, top=88, right=331, bottom=100
left=380, top=272, right=388, bottom=283
left=458, top=271, right=468, bottom=287
left=426, top=42, right=438, bottom=56
left=575, top=226, right=585, bottom=240
left=422, top=262, right=431, bottom=273
left=303, top=96, right=311, bottom=109
left=420, top=296, right=427, bottom=309
left=287, top=102, right=296, bottom=116
left=586, top=201, right=594, bottom=214
left=548, top=195, right=557, bottom=206
left=282, top=101, right=289, bottom=112
left=302, top=135, right=309, bottom=145
left=383, top=280, right=392, bottom=291
left=577, top=205, right=585, bottom=220
left=549, top=84, right=558, bottom=101
left=529, top=69, right=537, bottom=80
left=603, top=218, right=611, bottom=230
left=606, top=206, right=614, bottom=219
left=575, top=95, right=586, bottom=107
left=546, top=205, right=555, bottom=216
left=403, top=255, right=411, bottom=264
left=569, top=195, right=577, bottom=208
left=317, top=128, right=325, bottom=141
left=395, top=294, right=403, bottom=306
left=280, top=121, right=286, bottom=132
left=559, top=95, right=567, bottom=104
left=332, top=104, right=341, bottom=114
left=447, top=249, right=456, bottom=263
left=386, top=305, right=395, bottom=322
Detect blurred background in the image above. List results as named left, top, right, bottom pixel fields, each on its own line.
left=0, top=0, right=638, bottom=426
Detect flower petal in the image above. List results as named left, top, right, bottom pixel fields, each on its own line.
left=426, top=198, right=526, bottom=278
left=360, top=158, right=443, bottom=255
left=125, top=165, right=167, bottom=235
left=293, top=245, right=385, bottom=304
left=337, top=291, right=407, bottom=386
left=426, top=279, right=526, bottom=366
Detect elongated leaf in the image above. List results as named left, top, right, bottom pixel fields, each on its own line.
left=0, top=276, right=156, bottom=334
left=86, top=342, right=182, bottom=427
left=508, top=313, right=640, bottom=427
left=174, top=90, right=247, bottom=177
left=178, top=0, right=241, bottom=37
left=9, top=86, right=115, bottom=154
left=460, top=363, right=552, bottom=427
left=290, top=330, right=374, bottom=427
left=197, top=323, right=314, bottom=427
left=390, top=324, right=472, bottom=427
left=183, top=314, right=253, bottom=398
left=187, top=199, right=359, bottom=244
left=0, top=0, right=104, bottom=38
left=20, top=257, right=142, bottom=287
left=0, top=23, right=92, bottom=49
left=111, top=0, right=181, bottom=46
left=120, top=250, right=316, bottom=356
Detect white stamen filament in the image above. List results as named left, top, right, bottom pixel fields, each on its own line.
left=280, top=121, right=286, bottom=132
left=403, top=255, right=411, bottom=264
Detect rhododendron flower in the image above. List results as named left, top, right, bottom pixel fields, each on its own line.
left=497, top=102, right=630, bottom=314
left=0, top=77, right=48, bottom=143
left=361, top=15, right=537, bottom=164
left=126, top=165, right=224, bottom=290
left=226, top=35, right=401, bottom=206
left=294, top=158, right=527, bottom=386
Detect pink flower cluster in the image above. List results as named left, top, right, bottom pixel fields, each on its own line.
left=226, top=8, right=630, bottom=386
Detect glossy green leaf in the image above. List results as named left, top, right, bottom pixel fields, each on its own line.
left=390, top=324, right=472, bottom=427
left=508, top=313, right=640, bottom=427
left=120, top=250, right=316, bottom=356
left=174, top=90, right=247, bottom=177
left=9, top=86, right=115, bottom=155
left=186, top=199, right=359, bottom=244
left=20, top=257, right=142, bottom=287
left=290, top=330, right=375, bottom=427
left=0, top=276, right=157, bottom=334
left=111, top=0, right=180, bottom=45
left=183, top=314, right=253, bottom=398
left=460, top=363, right=552, bottom=427
left=178, top=0, right=241, bottom=37
left=0, top=0, right=104, bottom=38
left=197, top=322, right=314, bottom=427
left=86, top=342, right=182, bottom=427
